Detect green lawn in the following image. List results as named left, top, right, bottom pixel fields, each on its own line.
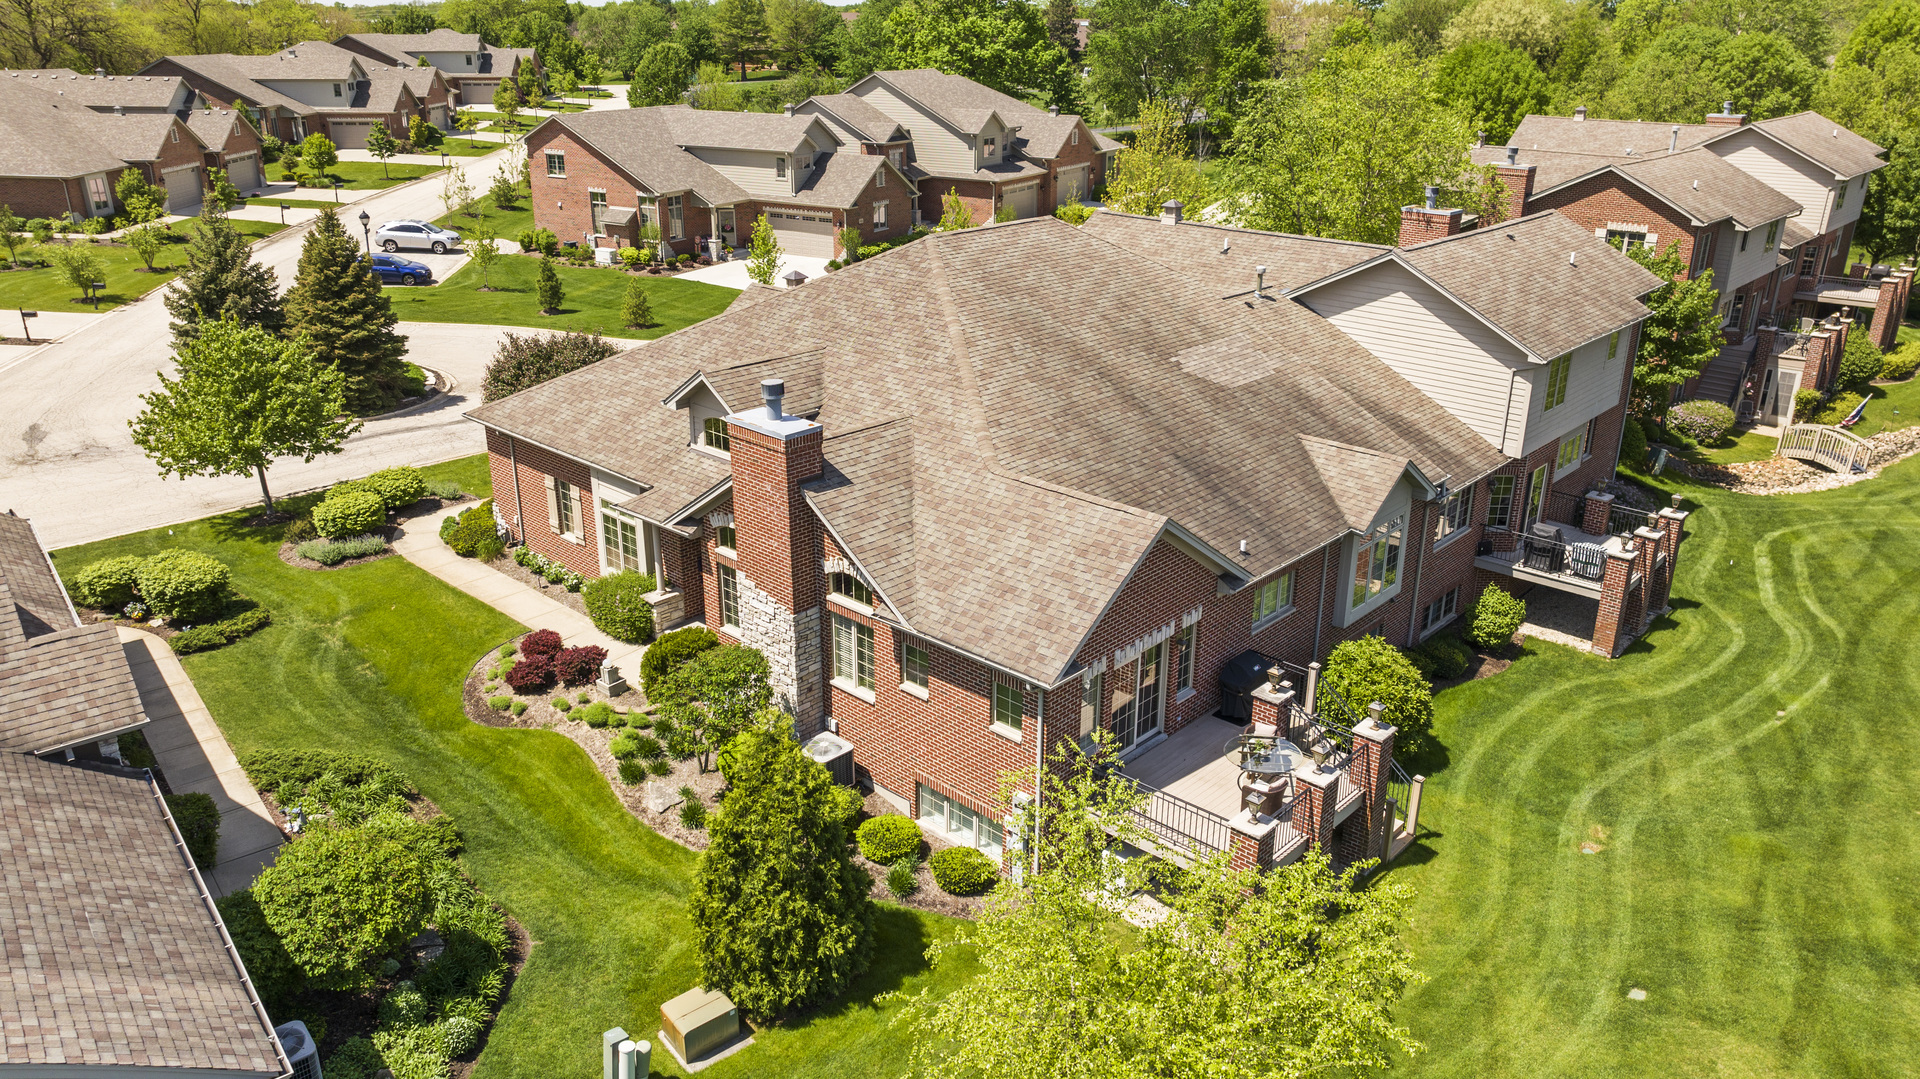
left=1387, top=459, right=1920, bottom=1076
left=237, top=198, right=341, bottom=212
left=436, top=192, right=536, bottom=243
left=0, top=219, right=285, bottom=313
left=51, top=455, right=976, bottom=1079
left=1854, top=372, right=1920, bottom=437
left=462, top=111, right=538, bottom=133
left=1680, top=427, right=1778, bottom=465
left=394, top=253, right=738, bottom=338
left=281, top=162, right=443, bottom=191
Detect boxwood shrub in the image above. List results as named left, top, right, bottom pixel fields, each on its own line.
left=582, top=571, right=657, bottom=643
left=1465, top=586, right=1527, bottom=650
left=640, top=625, right=719, bottom=696
left=445, top=501, right=499, bottom=558
left=313, top=491, right=387, bottom=539
left=169, top=604, right=271, bottom=655
left=366, top=466, right=427, bottom=509
left=71, top=554, right=146, bottom=610
left=928, top=846, right=998, bottom=895
left=856, top=815, right=921, bottom=864
left=135, top=549, right=230, bottom=622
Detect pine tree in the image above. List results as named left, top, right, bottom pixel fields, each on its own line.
left=166, top=205, right=284, bottom=347
left=284, top=208, right=409, bottom=414
left=622, top=275, right=653, bottom=328
left=535, top=256, right=565, bottom=313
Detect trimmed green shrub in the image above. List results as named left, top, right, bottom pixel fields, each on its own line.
left=313, top=491, right=387, bottom=539
left=829, top=785, right=864, bottom=829
left=551, top=697, right=572, bottom=712
left=329, top=478, right=379, bottom=501
left=929, top=846, right=998, bottom=895
left=284, top=516, right=318, bottom=544
left=1321, top=635, right=1435, bottom=747
left=366, top=466, right=428, bottom=509
left=1881, top=343, right=1920, bottom=381
left=240, top=749, right=405, bottom=793
left=609, top=732, right=642, bottom=759
left=488, top=695, right=511, bottom=710
left=442, top=1016, right=482, bottom=1058
left=446, top=501, right=499, bottom=558
left=135, top=549, right=229, bottom=622
left=169, top=603, right=271, bottom=655
left=166, top=792, right=220, bottom=869
left=322, top=1037, right=386, bottom=1079
left=578, top=701, right=614, bottom=728
left=1618, top=413, right=1649, bottom=470
left=1465, top=586, right=1527, bottom=650
left=582, top=571, right=657, bottom=643
left=296, top=533, right=389, bottom=565
left=857, top=814, right=921, bottom=863
left=71, top=554, right=146, bottom=610
left=1815, top=391, right=1865, bottom=425
left=509, top=700, right=527, bottom=716
left=1836, top=331, right=1883, bottom=393
left=253, top=827, right=433, bottom=991
left=1666, top=399, right=1735, bottom=444
left=214, top=888, right=302, bottom=1008
left=1793, top=387, right=1825, bottom=422
left=640, top=624, right=720, bottom=696
left=1410, top=632, right=1473, bottom=681
left=886, top=856, right=918, bottom=897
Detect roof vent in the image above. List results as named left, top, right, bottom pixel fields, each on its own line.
left=1475, top=129, right=1485, bottom=147
left=94, top=68, right=104, bottom=77
left=1221, top=236, right=1230, bottom=253
left=1254, top=265, right=1267, bottom=296
left=1048, top=104, right=1059, bottom=116
left=1505, top=146, right=1518, bottom=166
left=1569, top=250, right=1578, bottom=266
left=113, top=104, right=122, bottom=114
left=1721, top=100, right=1734, bottom=114
left=1669, top=125, right=1679, bottom=153
left=1424, top=185, right=1438, bottom=210
left=782, top=102, right=794, bottom=116
left=1160, top=200, right=1183, bottom=225
left=1574, top=105, right=1587, bottom=120
left=761, top=378, right=786, bottom=419
left=1693, top=179, right=1699, bottom=189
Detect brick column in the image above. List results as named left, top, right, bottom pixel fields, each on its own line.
left=1349, top=706, right=1397, bottom=862
left=1228, top=813, right=1277, bottom=872
left=1591, top=546, right=1636, bottom=658
left=1632, top=526, right=1663, bottom=631
left=1654, top=502, right=1690, bottom=610
left=1494, top=163, right=1535, bottom=221
left=1247, top=681, right=1294, bottom=735
left=1581, top=490, right=1614, bottom=536
left=1294, top=767, right=1339, bottom=854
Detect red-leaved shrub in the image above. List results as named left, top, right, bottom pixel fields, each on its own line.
left=554, top=645, right=608, bottom=687
left=520, top=629, right=563, bottom=658
left=504, top=653, right=556, bottom=692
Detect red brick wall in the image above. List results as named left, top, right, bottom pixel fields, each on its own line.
left=484, top=430, right=599, bottom=577
left=661, top=528, right=703, bottom=620
left=529, top=125, right=649, bottom=253
left=0, top=177, right=90, bottom=219
left=727, top=422, right=823, bottom=613
left=1523, top=174, right=1700, bottom=274
left=1040, top=121, right=1105, bottom=210
left=917, top=178, right=996, bottom=228
left=214, top=115, right=263, bottom=174
left=145, top=121, right=208, bottom=187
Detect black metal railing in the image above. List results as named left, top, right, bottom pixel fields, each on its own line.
left=1386, top=760, right=1412, bottom=821
left=1122, top=776, right=1231, bottom=858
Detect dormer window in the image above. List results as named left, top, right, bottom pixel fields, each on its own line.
left=702, top=416, right=731, bottom=452
left=888, top=148, right=902, bottom=166
left=775, top=156, right=787, bottom=178
left=983, top=136, right=997, bottom=157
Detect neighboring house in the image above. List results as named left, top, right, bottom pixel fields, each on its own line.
left=332, top=29, right=539, bottom=108
left=185, top=106, right=268, bottom=193
left=1492, top=105, right=1910, bottom=420
left=140, top=41, right=447, bottom=148
left=526, top=105, right=915, bottom=258
left=835, top=69, right=1120, bottom=224
left=465, top=211, right=1675, bottom=875
left=0, top=67, right=196, bottom=113
left=0, top=82, right=211, bottom=217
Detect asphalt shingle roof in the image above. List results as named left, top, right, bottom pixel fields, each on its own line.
left=1082, top=210, right=1386, bottom=295
left=184, top=107, right=251, bottom=150
left=0, top=753, right=288, bottom=1076
left=1743, top=112, right=1887, bottom=178
left=1, top=69, right=188, bottom=109
left=860, top=69, right=1119, bottom=157
left=1510, top=111, right=1886, bottom=181
left=0, top=84, right=138, bottom=178
left=1485, top=145, right=1804, bottom=229
left=800, top=93, right=907, bottom=143
left=537, top=107, right=750, bottom=205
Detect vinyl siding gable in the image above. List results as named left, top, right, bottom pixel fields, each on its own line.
left=1709, top=128, right=1838, bottom=234
left=1519, top=330, right=1627, bottom=456
left=1711, top=214, right=1786, bottom=295
left=1298, top=260, right=1531, bottom=455
left=688, top=146, right=794, bottom=199
left=854, top=83, right=975, bottom=176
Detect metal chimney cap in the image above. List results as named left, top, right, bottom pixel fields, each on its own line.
left=1506, top=146, right=1518, bottom=165
left=1424, top=185, right=1439, bottom=210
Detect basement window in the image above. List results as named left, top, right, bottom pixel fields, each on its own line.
left=918, top=784, right=1003, bottom=860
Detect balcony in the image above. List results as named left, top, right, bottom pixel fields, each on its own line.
left=1117, top=715, right=1309, bottom=867
left=1474, top=490, right=1659, bottom=598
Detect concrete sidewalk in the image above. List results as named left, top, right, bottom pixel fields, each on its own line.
left=393, top=504, right=649, bottom=684
left=118, top=627, right=284, bottom=898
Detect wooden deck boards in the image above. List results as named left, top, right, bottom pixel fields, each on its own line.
left=1121, top=716, right=1247, bottom=819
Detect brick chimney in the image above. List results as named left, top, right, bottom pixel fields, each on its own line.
left=1399, top=186, right=1463, bottom=246
left=725, top=378, right=826, bottom=731
left=1705, top=101, right=1747, bottom=127
left=1494, top=147, right=1535, bottom=222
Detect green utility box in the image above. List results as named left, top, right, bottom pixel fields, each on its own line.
left=660, top=987, right=739, bottom=1064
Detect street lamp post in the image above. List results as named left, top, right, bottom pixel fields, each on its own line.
left=359, top=210, right=372, bottom=255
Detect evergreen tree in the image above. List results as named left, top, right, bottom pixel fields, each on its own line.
left=166, top=205, right=284, bottom=346
left=1044, top=0, right=1078, bottom=56
left=283, top=208, right=409, bottom=414
left=535, top=255, right=565, bottom=312
left=712, top=0, right=769, bottom=78
left=622, top=274, right=654, bottom=328
left=689, top=711, right=875, bottom=1019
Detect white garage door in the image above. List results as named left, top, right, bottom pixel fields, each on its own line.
left=227, top=153, right=259, bottom=192
left=768, top=210, right=834, bottom=257
left=462, top=80, right=500, bottom=106
left=163, top=166, right=201, bottom=211
left=1004, top=182, right=1038, bottom=220
left=430, top=104, right=449, bottom=129
left=329, top=121, right=374, bottom=149
left=1055, top=165, right=1089, bottom=207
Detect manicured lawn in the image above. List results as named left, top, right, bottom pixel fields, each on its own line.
left=1854, top=373, right=1920, bottom=437
left=436, top=193, right=536, bottom=244
left=0, top=219, right=285, bottom=313
left=51, top=454, right=977, bottom=1079
left=427, top=141, right=506, bottom=158
left=1679, top=427, right=1777, bottom=465
left=284, top=162, right=443, bottom=190
left=1386, top=458, right=1920, bottom=1076
left=237, top=197, right=341, bottom=211
left=462, top=111, right=538, bottom=134
left=393, top=253, right=738, bottom=338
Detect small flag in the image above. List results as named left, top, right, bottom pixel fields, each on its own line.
left=1841, top=397, right=1868, bottom=427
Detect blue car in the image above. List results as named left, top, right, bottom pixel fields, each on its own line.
left=364, top=253, right=434, bottom=286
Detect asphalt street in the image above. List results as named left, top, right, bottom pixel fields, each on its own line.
left=0, top=146, right=539, bottom=548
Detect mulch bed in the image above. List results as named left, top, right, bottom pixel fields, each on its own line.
left=276, top=526, right=400, bottom=571
left=76, top=606, right=181, bottom=642
left=478, top=552, right=590, bottom=620
left=457, top=633, right=987, bottom=919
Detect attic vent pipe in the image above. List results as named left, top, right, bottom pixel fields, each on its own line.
left=1669, top=125, right=1679, bottom=153
left=1505, top=146, right=1518, bottom=166
left=1254, top=265, right=1267, bottom=296
left=113, top=104, right=122, bottom=115
left=761, top=378, right=785, bottom=420
left=782, top=102, right=794, bottom=116
left=1048, top=104, right=1059, bottom=116
left=94, top=67, right=104, bottom=77
left=1424, top=186, right=1438, bottom=210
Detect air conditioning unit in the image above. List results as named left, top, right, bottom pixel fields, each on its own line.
left=276, top=1020, right=322, bottom=1079
left=802, top=732, right=855, bottom=787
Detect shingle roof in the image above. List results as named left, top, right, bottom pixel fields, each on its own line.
left=1495, top=144, right=1804, bottom=229
left=793, top=153, right=902, bottom=207
left=83, top=112, right=197, bottom=164
left=1740, top=112, right=1887, bottom=178
left=0, top=515, right=148, bottom=755
left=184, top=107, right=250, bottom=150
left=801, top=94, right=907, bottom=143
left=336, top=29, right=486, bottom=66
left=0, top=753, right=289, bottom=1076
left=1082, top=210, right=1386, bottom=295
left=470, top=217, right=1513, bottom=681
left=537, top=107, right=749, bottom=205
left=149, top=42, right=366, bottom=115
left=0, top=84, right=137, bottom=178
left=1, top=69, right=189, bottom=109
left=662, top=107, right=834, bottom=154
left=1510, top=114, right=1720, bottom=157
left=862, top=69, right=1116, bottom=158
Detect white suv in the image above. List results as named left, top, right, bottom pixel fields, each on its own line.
left=372, top=220, right=461, bottom=254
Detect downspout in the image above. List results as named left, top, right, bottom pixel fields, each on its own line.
left=1405, top=501, right=1430, bottom=643
left=508, top=438, right=526, bottom=543
left=1030, top=684, right=1045, bottom=881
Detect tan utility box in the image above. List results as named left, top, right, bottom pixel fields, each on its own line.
left=661, top=987, right=739, bottom=1064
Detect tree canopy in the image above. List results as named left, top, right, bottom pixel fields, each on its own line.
left=283, top=208, right=409, bottom=414
left=1626, top=241, right=1723, bottom=418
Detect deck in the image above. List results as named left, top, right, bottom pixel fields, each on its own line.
left=1120, top=715, right=1249, bottom=820
left=1474, top=524, right=1632, bottom=598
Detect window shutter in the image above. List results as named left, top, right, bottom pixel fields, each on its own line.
left=570, top=485, right=585, bottom=539
left=543, top=475, right=559, bottom=531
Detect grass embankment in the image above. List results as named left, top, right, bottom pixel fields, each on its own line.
left=1388, top=457, right=1920, bottom=1076
left=52, top=454, right=976, bottom=1079
left=0, top=219, right=284, bottom=313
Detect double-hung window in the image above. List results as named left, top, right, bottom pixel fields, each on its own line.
left=545, top=152, right=565, bottom=177
left=702, top=416, right=730, bottom=452
left=1175, top=626, right=1195, bottom=695
left=902, top=641, right=930, bottom=692
left=333, top=83, right=342, bottom=97
left=1078, top=667, right=1101, bottom=740
left=830, top=570, right=873, bottom=607
left=1351, top=516, right=1403, bottom=609
left=832, top=613, right=874, bottom=690
left=1556, top=429, right=1585, bottom=474
left=1435, top=487, right=1473, bottom=541
left=589, top=189, right=607, bottom=233
left=1421, top=588, right=1459, bottom=634
left=875, top=168, right=885, bottom=188
left=87, top=176, right=111, bottom=213
left=1608, top=330, right=1620, bottom=361
left=601, top=510, right=641, bottom=573
left=718, top=564, right=740, bottom=628
left=1605, top=228, right=1645, bottom=252
left=1251, top=573, right=1290, bottom=625
left=993, top=680, right=1023, bottom=730
left=1486, top=475, right=1516, bottom=529
left=1765, top=220, right=1779, bottom=250
left=1543, top=353, right=1571, bottom=411
left=982, top=136, right=997, bottom=159
left=875, top=201, right=889, bottom=231
left=666, top=194, right=684, bottom=238
left=1800, top=244, right=1819, bottom=276
left=775, top=156, right=787, bottom=178
left=554, top=479, right=576, bottom=536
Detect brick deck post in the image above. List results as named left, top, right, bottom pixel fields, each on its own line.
left=1247, top=680, right=1294, bottom=735
left=1632, top=526, right=1663, bottom=632
left=1591, top=546, right=1637, bottom=658
left=1228, top=813, right=1277, bottom=871
left=1581, top=490, right=1614, bottom=536
left=1294, top=767, right=1339, bottom=854
left=1349, top=705, right=1397, bottom=862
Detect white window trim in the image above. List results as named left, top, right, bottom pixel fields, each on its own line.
left=832, top=677, right=876, bottom=703
left=989, top=721, right=1023, bottom=743
left=1340, top=513, right=1406, bottom=627
left=827, top=593, right=874, bottom=618
left=900, top=680, right=930, bottom=700
left=1251, top=605, right=1295, bottom=634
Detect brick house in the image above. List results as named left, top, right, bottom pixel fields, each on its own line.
left=525, top=105, right=916, bottom=259
left=466, top=210, right=1673, bottom=873
left=333, top=29, right=539, bottom=111
left=1492, top=106, right=1900, bottom=421
left=833, top=69, right=1120, bottom=224
left=184, top=106, right=268, bottom=193
left=140, top=41, right=447, bottom=149
left=0, top=82, right=213, bottom=217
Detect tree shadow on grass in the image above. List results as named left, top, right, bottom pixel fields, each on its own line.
left=761, top=904, right=937, bottom=1034
left=205, top=489, right=329, bottom=546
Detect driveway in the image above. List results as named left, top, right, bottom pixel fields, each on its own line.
left=0, top=147, right=522, bottom=549
left=675, top=254, right=834, bottom=291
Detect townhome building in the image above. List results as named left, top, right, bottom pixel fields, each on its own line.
left=2, top=70, right=267, bottom=198
left=141, top=41, right=453, bottom=148
left=332, top=29, right=539, bottom=110
left=0, top=81, right=215, bottom=216
left=832, top=69, right=1120, bottom=223
left=1486, top=105, right=1907, bottom=422
left=465, top=209, right=1676, bottom=874
left=526, top=105, right=915, bottom=258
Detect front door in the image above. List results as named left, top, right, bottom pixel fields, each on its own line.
left=1524, top=465, right=1548, bottom=528
left=718, top=208, right=736, bottom=249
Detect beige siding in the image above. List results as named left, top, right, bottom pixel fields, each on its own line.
left=978, top=116, right=1008, bottom=171
left=1711, top=216, right=1785, bottom=296
left=420, top=50, right=476, bottom=71
left=1334, top=477, right=1417, bottom=629
left=259, top=78, right=352, bottom=108
left=855, top=83, right=975, bottom=176
left=1300, top=260, right=1531, bottom=455
left=1829, top=172, right=1868, bottom=233
left=689, top=146, right=792, bottom=200
left=1710, top=129, right=1839, bottom=234
left=794, top=103, right=866, bottom=146
left=1521, top=331, right=1629, bottom=456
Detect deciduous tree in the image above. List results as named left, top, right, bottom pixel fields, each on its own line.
left=492, top=80, right=522, bottom=131
left=746, top=212, right=781, bottom=284
left=480, top=329, right=618, bottom=401
left=0, top=204, right=23, bottom=268
left=469, top=218, right=502, bottom=290
left=128, top=319, right=359, bottom=513
left=1856, top=134, right=1920, bottom=264
left=252, top=827, right=432, bottom=991
left=1431, top=39, right=1548, bottom=143
left=298, top=132, right=338, bottom=181
left=765, top=0, right=834, bottom=69
left=115, top=168, right=166, bottom=225
left=1626, top=241, right=1721, bottom=418
left=166, top=205, right=283, bottom=344
left=1102, top=97, right=1211, bottom=215
left=655, top=645, right=772, bottom=772
left=283, top=208, right=409, bottom=413
left=366, top=123, right=399, bottom=179
left=883, top=0, right=1077, bottom=107
left=630, top=40, right=695, bottom=106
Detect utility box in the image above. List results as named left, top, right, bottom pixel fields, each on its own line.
left=661, top=987, right=740, bottom=1064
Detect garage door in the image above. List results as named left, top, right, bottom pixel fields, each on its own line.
left=430, top=104, right=448, bottom=129
left=462, top=80, right=499, bottom=106
left=1055, top=165, right=1088, bottom=208
left=1004, top=182, right=1038, bottom=220
left=329, top=121, right=374, bottom=149
left=163, top=166, right=201, bottom=211
left=226, top=153, right=259, bottom=193
left=768, top=210, right=834, bottom=257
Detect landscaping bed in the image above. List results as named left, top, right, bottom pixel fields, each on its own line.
left=1658, top=424, right=1920, bottom=494
left=277, top=525, right=399, bottom=571
left=474, top=547, right=589, bottom=619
